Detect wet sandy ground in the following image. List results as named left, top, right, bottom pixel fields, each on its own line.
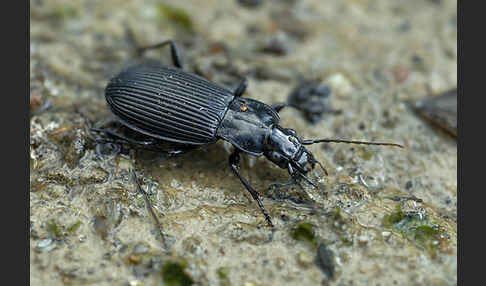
left=30, top=1, right=457, bottom=285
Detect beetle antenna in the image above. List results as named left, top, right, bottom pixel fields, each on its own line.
left=301, top=139, right=404, bottom=148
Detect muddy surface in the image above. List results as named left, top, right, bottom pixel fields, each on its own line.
left=30, top=1, right=457, bottom=285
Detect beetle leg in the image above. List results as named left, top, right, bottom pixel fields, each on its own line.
left=304, top=149, right=328, bottom=176
left=229, top=150, right=274, bottom=227
left=297, top=172, right=318, bottom=188
left=91, top=128, right=197, bottom=155
left=165, top=145, right=198, bottom=157
left=131, top=169, right=168, bottom=250
left=268, top=168, right=301, bottom=201
left=289, top=161, right=319, bottom=189
left=269, top=177, right=296, bottom=200
left=271, top=103, right=287, bottom=113
left=233, top=78, right=248, bottom=97
left=91, top=128, right=198, bottom=156
left=91, top=128, right=158, bottom=146
left=269, top=177, right=297, bottom=192
left=136, top=40, right=183, bottom=69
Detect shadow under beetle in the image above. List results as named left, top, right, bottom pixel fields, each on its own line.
left=93, top=40, right=403, bottom=227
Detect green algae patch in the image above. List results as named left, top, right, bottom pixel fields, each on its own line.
left=67, top=221, right=82, bottom=234
left=383, top=205, right=448, bottom=258
left=383, top=205, right=406, bottom=227
left=48, top=219, right=63, bottom=239
left=290, top=222, right=338, bottom=278
left=290, top=222, right=317, bottom=247
left=161, top=261, right=194, bottom=286
left=358, top=148, right=376, bottom=161
left=51, top=5, right=80, bottom=23
left=217, top=267, right=231, bottom=286
left=48, top=219, right=84, bottom=239
left=330, top=206, right=345, bottom=226
left=158, top=3, right=194, bottom=33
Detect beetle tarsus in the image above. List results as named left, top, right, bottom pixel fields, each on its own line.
left=229, top=150, right=274, bottom=227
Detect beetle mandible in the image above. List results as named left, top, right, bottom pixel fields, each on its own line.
left=94, top=40, right=403, bottom=227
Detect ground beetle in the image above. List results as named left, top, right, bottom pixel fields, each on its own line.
left=93, top=40, right=403, bottom=227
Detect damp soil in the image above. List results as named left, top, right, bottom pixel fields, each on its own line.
left=30, top=1, right=457, bottom=285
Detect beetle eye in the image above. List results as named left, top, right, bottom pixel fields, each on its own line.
left=269, top=151, right=283, bottom=162
left=288, top=136, right=299, bottom=146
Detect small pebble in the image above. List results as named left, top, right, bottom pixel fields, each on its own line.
left=170, top=179, right=181, bottom=189
left=127, top=254, right=141, bottom=265
left=297, top=252, right=313, bottom=268
left=392, top=65, right=409, bottom=83
left=358, top=235, right=369, bottom=246
left=411, top=88, right=457, bottom=137
left=382, top=231, right=391, bottom=238
left=288, top=80, right=336, bottom=124
left=129, top=280, right=142, bottom=286
left=275, top=257, right=286, bottom=269
left=405, top=181, right=413, bottom=190
left=117, top=157, right=132, bottom=171
left=237, top=0, right=263, bottom=9
left=36, top=238, right=54, bottom=252
left=315, top=243, right=336, bottom=279
left=260, top=36, right=288, bottom=56
left=326, top=73, right=353, bottom=97
left=132, top=242, right=150, bottom=254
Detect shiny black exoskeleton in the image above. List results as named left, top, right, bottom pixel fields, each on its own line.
left=94, top=40, right=403, bottom=227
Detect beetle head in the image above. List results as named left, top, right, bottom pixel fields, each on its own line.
left=264, top=126, right=326, bottom=186
left=264, top=126, right=404, bottom=187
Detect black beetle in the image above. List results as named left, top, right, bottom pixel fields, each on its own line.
left=93, top=40, right=403, bottom=227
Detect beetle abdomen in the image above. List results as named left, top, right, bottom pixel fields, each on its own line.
left=105, top=63, right=235, bottom=144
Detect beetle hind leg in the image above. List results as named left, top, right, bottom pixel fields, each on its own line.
left=91, top=127, right=198, bottom=157
left=271, top=103, right=287, bottom=113
left=233, top=78, right=248, bottom=97
left=136, top=40, right=183, bottom=69
left=229, top=150, right=274, bottom=227
left=131, top=169, right=168, bottom=249
left=123, top=25, right=183, bottom=68
left=90, top=128, right=158, bottom=147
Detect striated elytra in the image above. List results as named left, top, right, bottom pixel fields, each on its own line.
left=105, top=63, right=234, bottom=145
left=99, top=40, right=404, bottom=227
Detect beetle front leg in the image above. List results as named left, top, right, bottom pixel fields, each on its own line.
left=229, top=150, right=274, bottom=227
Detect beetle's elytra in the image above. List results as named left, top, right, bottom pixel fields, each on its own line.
left=97, top=40, right=403, bottom=227
left=106, top=63, right=234, bottom=145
